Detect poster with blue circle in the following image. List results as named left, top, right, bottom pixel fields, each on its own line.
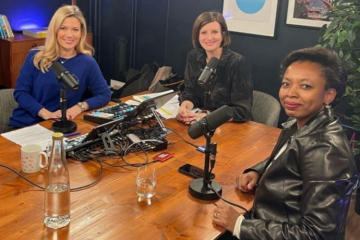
left=222, top=0, right=279, bottom=37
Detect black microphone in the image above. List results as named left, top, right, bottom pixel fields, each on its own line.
left=188, top=105, right=233, bottom=139
left=197, top=57, right=219, bottom=86
left=51, top=61, right=79, bottom=91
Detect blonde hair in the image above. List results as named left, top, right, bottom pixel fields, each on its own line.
left=33, top=5, right=93, bottom=72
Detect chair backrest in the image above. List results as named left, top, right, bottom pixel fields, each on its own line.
left=252, top=90, right=281, bottom=127
left=111, top=66, right=151, bottom=99
left=0, top=89, right=17, bottom=133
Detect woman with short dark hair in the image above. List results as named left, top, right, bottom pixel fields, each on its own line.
left=213, top=47, right=358, bottom=240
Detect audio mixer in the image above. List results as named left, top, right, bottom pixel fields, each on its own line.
left=83, top=103, right=137, bottom=124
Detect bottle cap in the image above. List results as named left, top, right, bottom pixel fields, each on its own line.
left=52, top=132, right=64, bottom=139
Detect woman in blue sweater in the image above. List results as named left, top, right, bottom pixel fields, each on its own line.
left=9, top=5, right=111, bottom=129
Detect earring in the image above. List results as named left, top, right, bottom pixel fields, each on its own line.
left=325, top=104, right=331, bottom=108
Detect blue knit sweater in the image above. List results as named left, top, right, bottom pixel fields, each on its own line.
left=9, top=50, right=111, bottom=127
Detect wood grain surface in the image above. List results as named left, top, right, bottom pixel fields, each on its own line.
left=0, top=103, right=280, bottom=240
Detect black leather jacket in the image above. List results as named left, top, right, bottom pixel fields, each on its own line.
left=240, top=107, right=359, bottom=240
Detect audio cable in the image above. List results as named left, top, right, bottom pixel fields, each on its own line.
left=0, top=159, right=104, bottom=192
left=209, top=182, right=249, bottom=214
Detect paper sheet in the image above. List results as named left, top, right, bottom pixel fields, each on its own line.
left=156, top=94, right=180, bottom=119
left=133, top=90, right=174, bottom=102
left=110, top=79, right=126, bottom=90
left=1, top=124, right=55, bottom=150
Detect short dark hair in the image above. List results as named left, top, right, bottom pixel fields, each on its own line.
left=192, top=11, right=231, bottom=49
left=280, top=47, right=348, bottom=106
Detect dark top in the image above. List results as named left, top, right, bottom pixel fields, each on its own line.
left=179, top=48, right=253, bottom=122
left=241, top=107, right=359, bottom=240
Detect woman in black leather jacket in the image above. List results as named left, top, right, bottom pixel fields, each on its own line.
left=213, top=47, right=359, bottom=240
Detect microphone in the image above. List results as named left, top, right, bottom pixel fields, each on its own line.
left=51, top=61, right=79, bottom=91
left=188, top=105, right=233, bottom=139
left=50, top=61, right=78, bottom=133
left=197, top=57, right=219, bottom=86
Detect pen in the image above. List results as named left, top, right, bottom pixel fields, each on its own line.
left=64, top=131, right=81, bottom=137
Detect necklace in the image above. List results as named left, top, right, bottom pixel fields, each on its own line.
left=58, top=57, right=70, bottom=64
left=58, top=53, right=77, bottom=64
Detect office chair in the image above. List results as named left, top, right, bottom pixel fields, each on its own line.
left=0, top=88, right=17, bottom=133
left=111, top=65, right=152, bottom=99
left=252, top=90, right=281, bottom=127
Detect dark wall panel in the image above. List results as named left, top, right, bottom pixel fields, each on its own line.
left=135, top=0, right=168, bottom=70
left=78, top=0, right=135, bottom=82
left=97, top=0, right=133, bottom=81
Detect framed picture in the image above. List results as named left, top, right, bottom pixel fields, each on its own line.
left=286, top=0, right=333, bottom=28
left=222, top=0, right=279, bottom=37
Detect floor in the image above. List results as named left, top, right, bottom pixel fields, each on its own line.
left=345, top=194, right=360, bottom=240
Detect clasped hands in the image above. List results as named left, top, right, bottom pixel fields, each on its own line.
left=176, top=108, right=207, bottom=125
left=212, top=171, right=259, bottom=233
left=39, top=105, right=83, bottom=121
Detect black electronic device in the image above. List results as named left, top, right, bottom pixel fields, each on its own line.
left=84, top=103, right=138, bottom=124
left=136, top=91, right=179, bottom=135
left=188, top=106, right=233, bottom=139
left=84, top=91, right=178, bottom=125
left=50, top=62, right=79, bottom=133
left=178, top=164, right=215, bottom=179
left=134, top=91, right=179, bottom=116
left=197, top=57, right=218, bottom=86
left=51, top=62, right=79, bottom=91
left=65, top=91, right=179, bottom=156
left=64, top=118, right=126, bottom=156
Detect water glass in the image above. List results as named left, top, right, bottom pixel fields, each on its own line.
left=136, top=166, right=156, bottom=205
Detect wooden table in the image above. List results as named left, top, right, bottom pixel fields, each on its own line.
left=0, top=109, right=280, bottom=239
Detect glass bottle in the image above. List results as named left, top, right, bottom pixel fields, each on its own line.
left=44, top=132, right=70, bottom=228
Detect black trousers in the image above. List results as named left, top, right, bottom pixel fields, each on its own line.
left=218, top=231, right=238, bottom=240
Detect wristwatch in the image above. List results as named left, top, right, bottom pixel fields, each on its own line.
left=77, top=102, right=86, bottom=112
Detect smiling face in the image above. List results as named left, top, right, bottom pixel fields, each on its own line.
left=57, top=16, right=81, bottom=56
left=198, top=21, right=223, bottom=56
left=279, top=61, right=336, bottom=129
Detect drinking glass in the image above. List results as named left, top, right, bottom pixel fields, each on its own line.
left=136, top=166, right=156, bottom=205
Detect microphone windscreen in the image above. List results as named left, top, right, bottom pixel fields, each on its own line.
left=206, top=105, right=233, bottom=130
left=207, top=57, right=219, bottom=69
left=50, top=61, right=66, bottom=78
left=188, top=105, right=233, bottom=139
left=197, top=57, right=219, bottom=86
left=50, top=61, right=79, bottom=91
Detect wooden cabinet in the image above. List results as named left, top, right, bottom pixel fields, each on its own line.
left=0, top=34, right=45, bottom=88
left=0, top=33, right=93, bottom=88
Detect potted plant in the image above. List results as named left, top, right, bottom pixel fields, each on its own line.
left=318, top=0, right=360, bottom=158
left=318, top=0, right=360, bottom=215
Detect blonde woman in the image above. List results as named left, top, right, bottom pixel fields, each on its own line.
left=9, top=5, right=110, bottom=129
